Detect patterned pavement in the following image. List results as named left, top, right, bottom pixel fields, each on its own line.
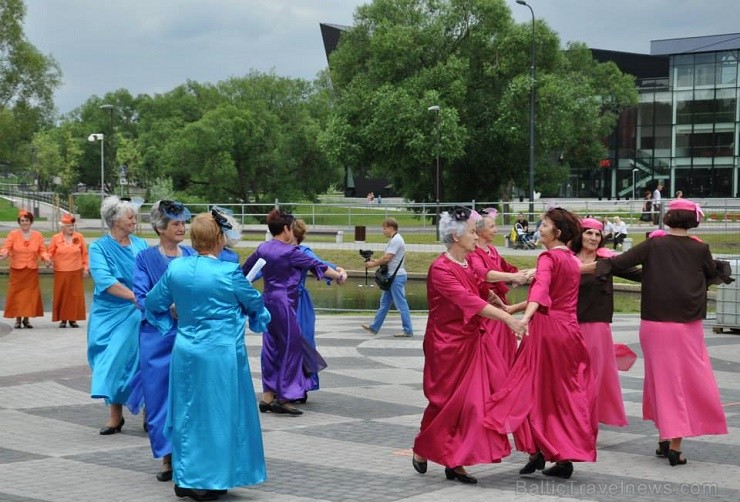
left=1, top=312, right=739, bottom=501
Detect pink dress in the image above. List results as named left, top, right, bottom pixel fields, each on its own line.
left=468, top=245, right=518, bottom=369
left=413, top=254, right=511, bottom=467
left=483, top=248, right=598, bottom=462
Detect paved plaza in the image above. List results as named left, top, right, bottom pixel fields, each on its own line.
left=1, top=312, right=739, bottom=501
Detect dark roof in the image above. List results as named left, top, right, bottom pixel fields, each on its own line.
left=590, top=49, right=668, bottom=79
left=651, top=33, right=740, bottom=55
left=320, top=23, right=349, bottom=64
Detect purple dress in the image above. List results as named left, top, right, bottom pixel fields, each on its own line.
left=242, top=239, right=328, bottom=401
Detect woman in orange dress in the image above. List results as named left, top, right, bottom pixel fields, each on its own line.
left=0, top=209, right=51, bottom=329
left=48, top=214, right=89, bottom=328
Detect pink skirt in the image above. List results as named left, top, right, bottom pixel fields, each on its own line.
left=581, top=322, right=628, bottom=427
left=640, top=320, right=727, bottom=439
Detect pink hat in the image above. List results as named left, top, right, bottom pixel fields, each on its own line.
left=481, top=207, right=498, bottom=218
left=668, top=199, right=704, bottom=222
left=469, top=209, right=482, bottom=222
left=580, top=218, right=603, bottom=231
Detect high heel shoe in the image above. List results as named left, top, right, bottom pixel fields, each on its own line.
left=157, top=455, right=173, bottom=482
left=519, top=452, right=545, bottom=474
left=445, top=467, right=477, bottom=484
left=667, top=449, right=687, bottom=466
left=412, top=455, right=427, bottom=474
left=270, top=400, right=303, bottom=415
left=542, top=461, right=574, bottom=479
left=174, top=485, right=220, bottom=501
left=99, top=417, right=125, bottom=435
left=655, top=440, right=670, bottom=457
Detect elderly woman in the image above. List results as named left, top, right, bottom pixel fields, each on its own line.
left=48, top=214, right=89, bottom=328
left=1, top=209, right=50, bottom=329
left=585, top=199, right=728, bottom=466
left=484, top=208, right=597, bottom=480
left=412, top=208, right=527, bottom=485
left=243, top=210, right=345, bottom=416
left=213, top=206, right=241, bottom=263
left=134, top=200, right=195, bottom=481
left=570, top=218, right=640, bottom=427
left=468, top=208, right=533, bottom=368
left=145, top=211, right=271, bottom=500
left=87, top=196, right=148, bottom=434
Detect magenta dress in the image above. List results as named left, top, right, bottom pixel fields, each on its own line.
left=468, top=244, right=518, bottom=369
left=484, top=248, right=598, bottom=463
left=242, top=239, right=328, bottom=402
left=413, top=254, right=511, bottom=468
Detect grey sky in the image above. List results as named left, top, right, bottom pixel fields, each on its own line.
left=24, top=1, right=740, bottom=115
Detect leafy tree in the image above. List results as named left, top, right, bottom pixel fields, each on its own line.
left=322, top=0, right=637, bottom=201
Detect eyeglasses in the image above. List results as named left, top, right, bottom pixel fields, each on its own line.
left=452, top=207, right=471, bottom=222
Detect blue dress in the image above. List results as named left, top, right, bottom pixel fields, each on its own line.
left=242, top=239, right=328, bottom=401
left=296, top=245, right=336, bottom=392
left=87, top=234, right=148, bottom=412
left=218, top=248, right=239, bottom=263
left=145, top=255, right=270, bottom=490
left=134, top=244, right=195, bottom=458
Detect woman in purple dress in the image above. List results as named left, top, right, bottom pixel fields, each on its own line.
left=242, top=210, right=345, bottom=415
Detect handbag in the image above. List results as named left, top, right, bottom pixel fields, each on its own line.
left=374, top=253, right=403, bottom=290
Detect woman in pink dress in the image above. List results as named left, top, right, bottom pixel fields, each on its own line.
left=483, top=208, right=597, bottom=480
left=468, top=208, right=533, bottom=369
left=586, top=199, right=728, bottom=466
left=412, top=208, right=527, bottom=484
left=570, top=218, right=640, bottom=427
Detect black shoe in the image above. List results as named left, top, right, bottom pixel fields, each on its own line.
left=445, top=467, right=477, bottom=484
left=270, top=400, right=303, bottom=415
left=293, top=396, right=307, bottom=404
left=59, top=321, right=67, bottom=328
left=174, top=485, right=220, bottom=501
left=14, top=320, right=22, bottom=329
left=99, top=417, right=125, bottom=435
left=667, top=449, right=687, bottom=466
left=655, top=440, right=670, bottom=457
left=22, top=318, right=33, bottom=329
left=69, top=321, right=79, bottom=328
left=543, top=461, right=574, bottom=479
left=258, top=400, right=272, bottom=413
left=519, top=452, right=545, bottom=474
left=156, top=469, right=173, bottom=482
left=412, top=455, right=427, bottom=474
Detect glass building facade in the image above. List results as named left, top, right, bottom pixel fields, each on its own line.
left=591, top=34, right=740, bottom=199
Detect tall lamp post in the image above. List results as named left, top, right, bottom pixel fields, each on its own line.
left=88, top=133, right=105, bottom=230
left=632, top=168, right=639, bottom=200
left=516, top=0, right=536, bottom=219
left=428, top=105, right=441, bottom=240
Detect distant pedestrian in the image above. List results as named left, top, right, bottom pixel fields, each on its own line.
left=48, top=214, right=88, bottom=328
left=361, top=217, right=413, bottom=337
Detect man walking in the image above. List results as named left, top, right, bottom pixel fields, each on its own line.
left=652, top=182, right=663, bottom=224
left=361, top=218, right=413, bottom=337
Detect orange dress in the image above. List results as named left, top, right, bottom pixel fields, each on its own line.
left=2, top=229, right=49, bottom=318
left=48, top=232, right=89, bottom=322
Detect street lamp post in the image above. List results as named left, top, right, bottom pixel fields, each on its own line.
left=428, top=105, right=441, bottom=240
left=88, top=133, right=105, bottom=230
left=632, top=168, right=639, bottom=201
left=516, top=0, right=536, bottom=220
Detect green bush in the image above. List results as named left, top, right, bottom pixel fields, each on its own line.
left=75, top=194, right=103, bottom=218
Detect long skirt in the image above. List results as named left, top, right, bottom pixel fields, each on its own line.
left=484, top=310, right=598, bottom=462
left=3, top=267, right=43, bottom=318
left=52, top=270, right=86, bottom=322
left=581, top=322, right=628, bottom=426
left=640, top=320, right=727, bottom=439
left=140, top=323, right=175, bottom=458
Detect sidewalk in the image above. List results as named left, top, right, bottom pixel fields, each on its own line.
left=1, top=313, right=739, bottom=501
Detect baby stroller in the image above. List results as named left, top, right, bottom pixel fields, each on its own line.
left=513, top=222, right=536, bottom=249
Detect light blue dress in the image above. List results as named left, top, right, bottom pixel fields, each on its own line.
left=87, top=234, right=148, bottom=412
left=134, top=244, right=195, bottom=458
left=145, top=255, right=270, bottom=490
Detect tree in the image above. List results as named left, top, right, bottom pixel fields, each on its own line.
left=0, top=0, right=62, bottom=172
left=322, top=0, right=637, bottom=202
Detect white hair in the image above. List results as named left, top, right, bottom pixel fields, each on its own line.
left=100, top=196, right=135, bottom=229
left=439, top=212, right=467, bottom=248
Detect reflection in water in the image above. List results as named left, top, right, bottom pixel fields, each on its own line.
left=0, top=275, right=530, bottom=313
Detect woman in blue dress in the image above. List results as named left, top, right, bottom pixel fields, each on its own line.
left=87, top=196, right=148, bottom=434
left=242, top=210, right=346, bottom=416
left=145, top=210, right=271, bottom=501
left=292, top=218, right=344, bottom=400
left=134, top=200, right=195, bottom=481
